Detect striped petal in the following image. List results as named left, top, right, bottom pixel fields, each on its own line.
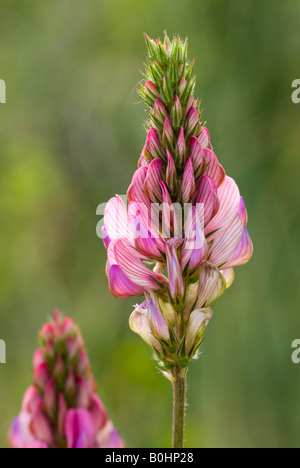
left=209, top=214, right=244, bottom=267
left=104, top=196, right=133, bottom=243
left=190, top=136, right=205, bottom=178
left=176, top=127, right=187, bottom=165
left=181, top=206, right=207, bottom=271
left=114, top=240, right=166, bottom=290
left=198, top=127, right=210, bottom=148
left=196, top=263, right=226, bottom=308
left=166, top=244, right=184, bottom=299
left=205, top=176, right=241, bottom=237
left=221, top=227, right=253, bottom=269
left=196, top=176, right=219, bottom=227
left=108, top=265, right=144, bottom=299
left=202, top=148, right=225, bottom=188
left=127, top=167, right=151, bottom=210
left=181, top=158, right=195, bottom=203
left=134, top=218, right=165, bottom=259
left=166, top=149, right=177, bottom=193
left=238, top=196, right=248, bottom=225
left=144, top=158, right=163, bottom=203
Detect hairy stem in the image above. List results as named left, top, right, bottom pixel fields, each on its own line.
left=172, top=365, right=187, bottom=448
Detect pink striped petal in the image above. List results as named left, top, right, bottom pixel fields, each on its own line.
left=221, top=227, right=253, bottom=269
left=185, top=106, right=200, bottom=136
left=189, top=136, right=205, bottom=178
left=220, top=268, right=235, bottom=289
left=145, top=128, right=164, bottom=160
left=205, top=176, right=241, bottom=236
left=198, top=127, right=210, bottom=148
left=209, top=214, right=244, bottom=267
left=127, top=167, right=151, bottom=210
left=144, top=158, right=163, bottom=202
left=202, top=148, right=225, bottom=188
left=128, top=200, right=161, bottom=244
left=114, top=240, right=166, bottom=290
left=134, top=218, right=165, bottom=259
left=65, top=409, right=95, bottom=449
left=196, top=176, right=219, bottom=226
left=166, top=149, right=177, bottom=193
left=104, top=196, right=132, bottom=242
left=138, top=146, right=149, bottom=168
left=181, top=206, right=207, bottom=271
left=181, top=158, right=195, bottom=203
left=89, top=394, right=108, bottom=433
left=30, top=401, right=54, bottom=447
left=196, top=263, right=226, bottom=308
left=166, top=244, right=184, bottom=299
left=176, top=127, right=187, bottom=164
left=109, top=265, right=144, bottom=299
left=162, top=117, right=175, bottom=148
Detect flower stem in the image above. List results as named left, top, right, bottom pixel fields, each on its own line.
left=172, top=365, right=187, bottom=448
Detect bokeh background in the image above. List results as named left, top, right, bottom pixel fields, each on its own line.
left=0, top=0, right=300, bottom=448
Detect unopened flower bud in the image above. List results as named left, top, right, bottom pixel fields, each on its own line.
left=185, top=309, right=213, bottom=355
left=148, top=299, right=170, bottom=342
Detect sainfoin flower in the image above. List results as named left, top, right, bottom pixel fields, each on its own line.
left=102, top=33, right=253, bottom=370
left=9, top=311, right=124, bottom=449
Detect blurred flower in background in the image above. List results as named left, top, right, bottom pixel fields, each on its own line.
left=9, top=311, right=124, bottom=448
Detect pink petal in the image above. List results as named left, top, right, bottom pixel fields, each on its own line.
left=89, top=394, right=108, bottom=433
left=181, top=158, right=195, bottom=203
left=181, top=206, right=207, bottom=271
left=104, top=196, right=133, bottom=242
left=185, top=106, right=200, bottom=136
left=205, top=176, right=241, bottom=236
left=196, top=176, right=219, bottom=226
left=30, top=401, right=54, bottom=447
left=127, top=167, right=151, bottom=210
left=176, top=127, right=187, bottom=164
left=196, top=263, right=226, bottom=308
left=114, top=240, right=166, bottom=290
left=109, top=265, right=144, bottom=299
left=198, top=127, right=210, bottom=148
left=144, top=158, right=163, bottom=202
left=166, top=149, right=177, bottom=193
left=134, top=219, right=165, bottom=259
left=9, top=414, right=33, bottom=448
left=144, top=128, right=164, bottom=160
left=166, top=244, right=185, bottom=299
left=221, top=227, right=253, bottom=269
left=105, top=429, right=125, bottom=449
left=26, top=441, right=48, bottom=448
left=209, top=214, right=245, bottom=267
left=65, top=409, right=95, bottom=449
left=189, top=136, right=205, bottom=178
left=202, top=148, right=225, bottom=188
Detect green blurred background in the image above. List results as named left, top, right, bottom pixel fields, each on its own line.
left=0, top=0, right=300, bottom=448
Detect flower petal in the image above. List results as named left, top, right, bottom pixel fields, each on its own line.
left=181, top=158, right=195, bottom=203
left=221, top=227, right=253, bottom=269
left=205, top=176, right=241, bottom=237
left=189, top=136, right=205, bottom=178
left=202, top=148, right=225, bottom=188
left=196, top=263, right=226, bottom=308
left=109, top=265, right=144, bottom=299
left=196, top=175, right=219, bottom=226
left=209, top=214, right=244, bottom=267
left=220, top=268, right=235, bottom=289
left=127, top=167, right=151, bottom=210
left=104, top=196, right=132, bottom=242
left=65, top=409, right=95, bottom=449
left=144, top=158, right=163, bottom=203
left=198, top=127, right=210, bottom=148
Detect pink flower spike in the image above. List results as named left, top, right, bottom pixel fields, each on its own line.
left=198, top=127, right=210, bottom=148
left=144, top=158, right=163, bottom=202
left=189, top=136, right=205, bottom=178
left=148, top=299, right=170, bottom=341
left=196, top=176, right=219, bottom=226
left=166, top=149, right=177, bottom=192
left=181, top=158, right=195, bottom=203
left=176, top=127, right=187, bottom=165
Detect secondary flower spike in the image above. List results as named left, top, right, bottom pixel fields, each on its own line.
left=9, top=311, right=124, bottom=449
left=102, top=32, right=253, bottom=447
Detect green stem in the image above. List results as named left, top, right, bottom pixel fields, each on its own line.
left=172, top=365, right=187, bottom=448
